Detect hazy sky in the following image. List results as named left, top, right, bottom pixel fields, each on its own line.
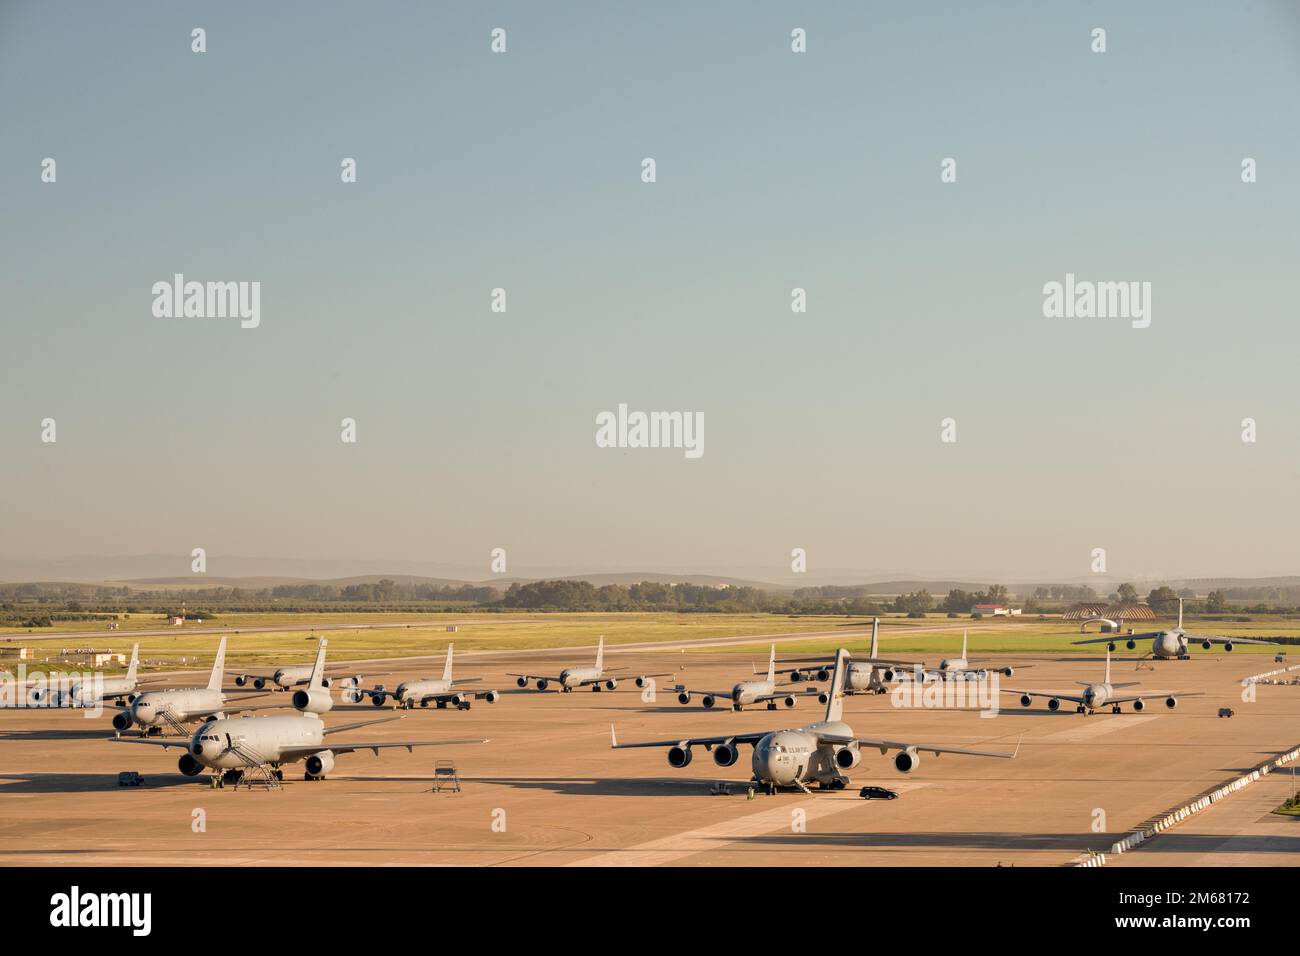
left=3, top=1, right=1299, bottom=582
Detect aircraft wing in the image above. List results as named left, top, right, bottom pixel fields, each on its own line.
left=1000, top=688, right=1086, bottom=705
left=506, top=673, right=564, bottom=684
left=278, top=738, right=488, bottom=760
left=817, top=731, right=1021, bottom=760
left=449, top=677, right=483, bottom=685
left=679, top=689, right=736, bottom=700
left=1072, top=632, right=1160, bottom=646
left=1105, top=691, right=1203, bottom=705
left=111, top=737, right=190, bottom=749
left=226, top=672, right=277, bottom=681
left=322, top=715, right=406, bottom=736
left=1186, top=634, right=1277, bottom=646
left=609, top=724, right=768, bottom=750
left=752, top=688, right=822, bottom=703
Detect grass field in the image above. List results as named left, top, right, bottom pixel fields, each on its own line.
left=0, top=611, right=1292, bottom=677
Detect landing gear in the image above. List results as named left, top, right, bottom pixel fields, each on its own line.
left=435, top=700, right=445, bottom=709
left=821, top=776, right=848, bottom=791
left=591, top=684, right=602, bottom=692
left=766, top=702, right=777, bottom=711
left=1111, top=705, right=1122, bottom=714
left=221, top=770, right=244, bottom=786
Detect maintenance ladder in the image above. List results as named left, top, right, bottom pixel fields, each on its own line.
left=432, top=759, right=460, bottom=793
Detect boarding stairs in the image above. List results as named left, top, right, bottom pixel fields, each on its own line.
left=224, top=742, right=281, bottom=790
left=432, top=759, right=461, bottom=793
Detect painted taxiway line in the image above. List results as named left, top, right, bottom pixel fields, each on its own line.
left=569, top=783, right=931, bottom=866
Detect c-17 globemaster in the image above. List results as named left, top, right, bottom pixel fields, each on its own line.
left=613, top=648, right=1019, bottom=794
left=509, top=637, right=672, bottom=692
left=1005, top=648, right=1200, bottom=715
left=1073, top=599, right=1276, bottom=660
left=114, top=638, right=486, bottom=785
left=773, top=619, right=919, bottom=696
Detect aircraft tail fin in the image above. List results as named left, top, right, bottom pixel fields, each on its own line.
left=1104, top=647, right=1112, bottom=685
left=126, top=643, right=139, bottom=682
left=1178, top=598, right=1184, bottom=629
left=308, top=638, right=328, bottom=689
left=208, top=637, right=227, bottom=692
left=442, top=644, right=454, bottom=682
left=869, top=618, right=879, bottom=659
left=824, top=648, right=849, bottom=722
left=595, top=636, right=604, bottom=672
left=962, top=630, right=968, bottom=661
left=766, top=644, right=775, bottom=683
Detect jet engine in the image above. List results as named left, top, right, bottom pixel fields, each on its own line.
left=27, top=687, right=47, bottom=706
left=253, top=678, right=267, bottom=690
left=1106, top=642, right=1116, bottom=652
left=781, top=695, right=797, bottom=708
left=344, top=688, right=364, bottom=704
left=1224, top=642, right=1234, bottom=652
left=835, top=746, right=861, bottom=770
left=292, top=687, right=332, bottom=714
left=789, top=671, right=804, bottom=683
left=535, top=679, right=549, bottom=691
left=894, top=749, right=920, bottom=773
left=451, top=693, right=467, bottom=707
left=635, top=676, right=650, bottom=688
left=604, top=679, right=618, bottom=691
left=713, top=743, right=740, bottom=767
left=701, top=695, right=716, bottom=709
left=1164, top=696, right=1178, bottom=709
left=1001, top=666, right=1015, bottom=678
left=1133, top=699, right=1145, bottom=712
left=667, top=745, right=692, bottom=768
left=304, top=751, right=336, bottom=779
left=1126, top=640, right=1136, bottom=650
left=483, top=690, right=499, bottom=703
left=370, top=693, right=387, bottom=707
left=177, top=753, right=205, bottom=776
left=1020, top=694, right=1032, bottom=708
left=677, top=691, right=691, bottom=705
left=815, top=669, right=831, bottom=682
left=234, top=675, right=249, bottom=687
left=1047, top=698, right=1061, bottom=712
left=818, top=692, right=829, bottom=705
left=516, top=676, right=529, bottom=688
left=112, top=711, right=134, bottom=731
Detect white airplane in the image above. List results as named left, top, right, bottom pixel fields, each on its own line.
left=1073, top=599, right=1276, bottom=660
left=508, top=637, right=672, bottom=692
left=1004, top=649, right=1200, bottom=715
left=613, top=648, right=1019, bottom=793
left=112, top=637, right=270, bottom=735
left=351, top=644, right=500, bottom=709
left=774, top=619, right=918, bottom=696
left=231, top=648, right=364, bottom=691
left=113, top=637, right=487, bottom=785
left=909, top=631, right=1023, bottom=681
left=674, top=645, right=820, bottom=710
left=25, top=644, right=164, bottom=707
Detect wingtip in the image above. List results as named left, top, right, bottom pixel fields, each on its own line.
left=609, top=722, right=618, bottom=749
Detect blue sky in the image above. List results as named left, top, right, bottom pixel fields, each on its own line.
left=2, top=2, right=1299, bottom=581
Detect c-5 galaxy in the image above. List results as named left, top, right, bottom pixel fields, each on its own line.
left=114, top=638, right=487, bottom=785
left=112, top=637, right=269, bottom=735
left=27, top=643, right=163, bottom=707
left=1073, top=599, right=1276, bottom=660
left=773, top=619, right=918, bottom=696
left=509, top=637, right=672, bottom=692
left=612, top=648, right=1019, bottom=794
left=674, top=644, right=820, bottom=710
left=1005, top=649, right=1199, bottom=715
left=352, top=644, right=500, bottom=709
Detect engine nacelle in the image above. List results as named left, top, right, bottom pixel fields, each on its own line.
left=483, top=690, right=499, bottom=703
left=677, top=691, right=691, bottom=705
left=818, top=692, right=829, bottom=705
left=781, top=695, right=797, bottom=708
left=1224, top=642, right=1234, bottom=652
left=894, top=749, right=920, bottom=773
left=789, top=671, right=804, bottom=683
left=177, top=753, right=205, bottom=776
left=635, top=675, right=648, bottom=688
left=304, top=751, right=336, bottom=779
left=1001, top=666, right=1015, bottom=678
left=112, top=711, right=134, bottom=731
left=815, top=669, right=830, bottom=682
left=835, top=746, right=861, bottom=770
left=234, top=675, right=248, bottom=687
left=604, top=679, right=618, bottom=691
left=343, top=688, right=364, bottom=704
left=1133, top=698, right=1145, bottom=711
left=881, top=668, right=896, bottom=683
left=701, top=695, right=716, bottom=709
left=1164, top=696, right=1178, bottom=709
left=516, top=676, right=529, bottom=688
left=713, top=743, right=741, bottom=767
left=667, top=745, right=692, bottom=768
left=370, top=693, right=387, bottom=707
left=321, top=677, right=332, bottom=688
left=1047, top=698, right=1061, bottom=712
left=27, top=687, right=47, bottom=706
left=1125, top=640, right=1136, bottom=651
left=1020, top=694, right=1032, bottom=708
left=536, top=679, right=549, bottom=692
left=252, top=678, right=266, bottom=690
left=1106, top=642, right=1116, bottom=652
left=451, top=693, right=467, bottom=707
left=292, top=687, right=333, bottom=714
left=1202, top=640, right=1212, bottom=650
